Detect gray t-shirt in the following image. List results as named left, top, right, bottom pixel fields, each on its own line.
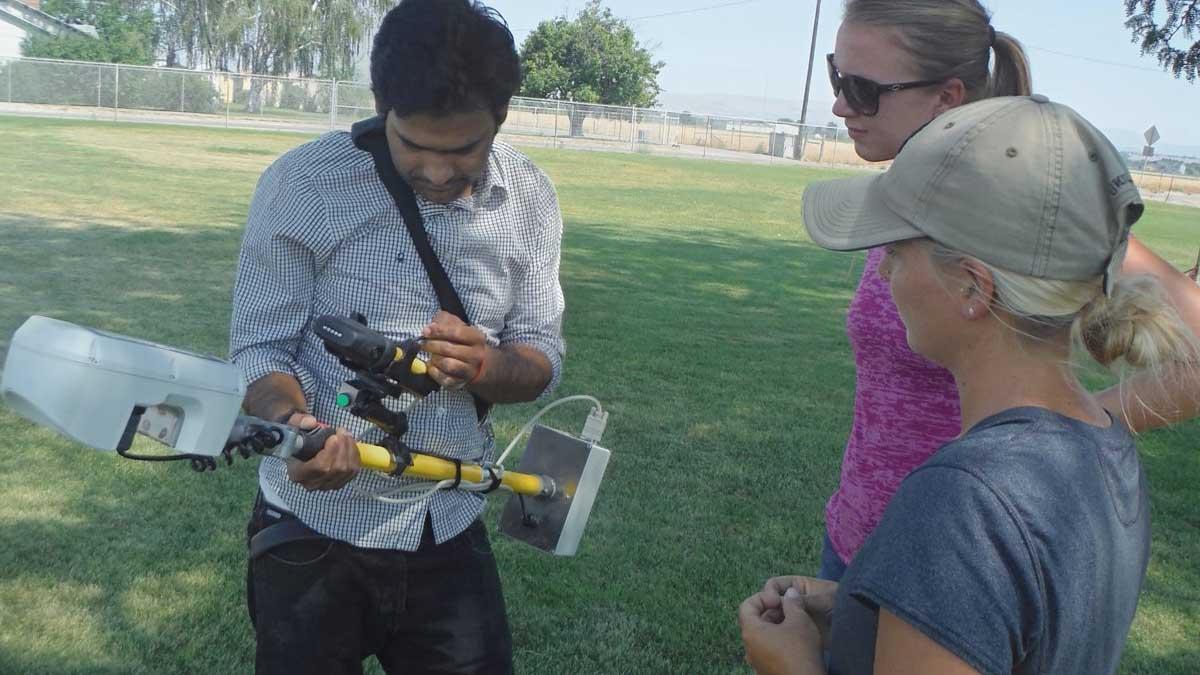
left=829, top=407, right=1149, bottom=675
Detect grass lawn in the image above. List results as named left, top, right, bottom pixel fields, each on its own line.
left=0, top=115, right=1196, bottom=674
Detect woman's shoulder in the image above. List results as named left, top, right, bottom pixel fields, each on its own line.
left=921, top=407, right=1137, bottom=499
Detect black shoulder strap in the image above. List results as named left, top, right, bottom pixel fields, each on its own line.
left=351, top=116, right=491, bottom=421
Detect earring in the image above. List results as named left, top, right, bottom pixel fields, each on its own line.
left=968, top=306, right=976, bottom=317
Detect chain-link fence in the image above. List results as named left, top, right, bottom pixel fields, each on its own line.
left=5, top=56, right=1200, bottom=205
left=0, top=57, right=344, bottom=133
left=0, top=55, right=873, bottom=168
left=501, top=97, right=861, bottom=165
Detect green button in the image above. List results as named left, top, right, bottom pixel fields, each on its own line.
left=335, top=392, right=351, bottom=407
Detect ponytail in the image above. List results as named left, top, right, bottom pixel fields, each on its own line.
left=1075, top=275, right=1200, bottom=372
left=990, top=31, right=1033, bottom=98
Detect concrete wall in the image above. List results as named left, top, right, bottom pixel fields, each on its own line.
left=0, top=14, right=28, bottom=59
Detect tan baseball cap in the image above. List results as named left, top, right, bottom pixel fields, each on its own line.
left=803, top=95, right=1143, bottom=295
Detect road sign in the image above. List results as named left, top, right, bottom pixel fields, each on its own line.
left=1142, top=145, right=1155, bottom=157
left=1144, top=125, right=1161, bottom=146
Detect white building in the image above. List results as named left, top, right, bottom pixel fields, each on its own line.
left=0, top=0, right=96, bottom=59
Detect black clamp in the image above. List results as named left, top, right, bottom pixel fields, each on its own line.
left=482, top=466, right=503, bottom=494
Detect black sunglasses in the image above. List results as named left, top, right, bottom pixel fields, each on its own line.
left=826, top=53, right=944, bottom=116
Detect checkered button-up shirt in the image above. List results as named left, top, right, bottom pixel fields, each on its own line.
left=229, top=132, right=565, bottom=550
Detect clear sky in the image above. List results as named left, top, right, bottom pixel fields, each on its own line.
left=486, top=0, right=1200, bottom=153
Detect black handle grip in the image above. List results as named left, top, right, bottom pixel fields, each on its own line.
left=314, top=315, right=393, bottom=370
left=293, top=426, right=336, bottom=462
left=313, top=314, right=441, bottom=398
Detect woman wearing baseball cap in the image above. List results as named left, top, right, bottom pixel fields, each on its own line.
left=811, top=0, right=1200, bottom=589
left=740, top=97, right=1199, bottom=675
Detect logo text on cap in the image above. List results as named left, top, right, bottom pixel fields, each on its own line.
left=1108, top=173, right=1132, bottom=197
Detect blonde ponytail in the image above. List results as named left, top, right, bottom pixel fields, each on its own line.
left=990, top=31, right=1032, bottom=98
left=1074, top=275, right=1200, bottom=372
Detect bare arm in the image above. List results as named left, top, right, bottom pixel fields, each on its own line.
left=1096, top=236, right=1200, bottom=431
left=469, top=343, right=552, bottom=403
left=873, top=610, right=980, bottom=675
left=243, top=372, right=309, bottom=422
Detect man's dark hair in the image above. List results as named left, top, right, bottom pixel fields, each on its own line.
left=370, top=0, right=521, bottom=122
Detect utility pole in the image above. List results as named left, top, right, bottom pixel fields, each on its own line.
left=799, top=0, right=822, bottom=126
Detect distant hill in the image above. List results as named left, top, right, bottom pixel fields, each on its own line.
left=1102, top=127, right=1200, bottom=159
left=656, top=92, right=838, bottom=126
left=655, top=93, right=1199, bottom=158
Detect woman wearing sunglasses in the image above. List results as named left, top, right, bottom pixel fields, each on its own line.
left=804, top=0, right=1200, bottom=588
left=740, top=93, right=1200, bottom=675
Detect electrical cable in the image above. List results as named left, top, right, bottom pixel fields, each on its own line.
left=496, top=395, right=603, bottom=465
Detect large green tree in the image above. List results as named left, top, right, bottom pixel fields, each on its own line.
left=21, top=0, right=156, bottom=65
left=1125, top=0, right=1200, bottom=81
left=519, top=0, right=664, bottom=136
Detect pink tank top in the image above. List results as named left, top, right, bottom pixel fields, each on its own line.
left=825, top=248, right=962, bottom=564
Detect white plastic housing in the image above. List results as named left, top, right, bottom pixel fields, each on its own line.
left=1, top=316, right=246, bottom=456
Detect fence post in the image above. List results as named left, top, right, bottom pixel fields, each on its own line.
left=180, top=72, right=185, bottom=112
left=96, top=66, right=102, bottom=114
left=703, top=117, right=711, bottom=158
left=6, top=62, right=11, bottom=103
left=329, top=80, right=338, bottom=130
left=113, top=64, right=120, bottom=121
left=1166, top=175, right=1176, bottom=203
left=630, top=105, right=637, bottom=153
left=553, top=99, right=561, bottom=147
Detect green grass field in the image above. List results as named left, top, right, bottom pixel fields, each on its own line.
left=0, top=115, right=1196, bottom=674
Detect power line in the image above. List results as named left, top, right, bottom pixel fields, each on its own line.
left=511, top=0, right=769, bottom=33
left=1023, top=43, right=1167, bottom=74
left=627, top=0, right=767, bottom=21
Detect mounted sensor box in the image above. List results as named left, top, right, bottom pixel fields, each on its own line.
left=499, top=425, right=610, bottom=557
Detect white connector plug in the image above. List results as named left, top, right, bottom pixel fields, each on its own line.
left=580, top=407, right=608, bottom=445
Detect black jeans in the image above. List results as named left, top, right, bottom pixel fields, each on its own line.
left=246, top=495, right=513, bottom=675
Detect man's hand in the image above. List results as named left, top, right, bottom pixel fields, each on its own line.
left=422, top=311, right=489, bottom=391
left=739, top=588, right=827, bottom=675
left=282, top=411, right=360, bottom=491
left=758, top=576, right=837, bottom=649
left=421, top=310, right=553, bottom=404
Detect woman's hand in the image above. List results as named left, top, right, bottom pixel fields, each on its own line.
left=757, top=576, right=837, bottom=649
left=738, top=581, right=832, bottom=675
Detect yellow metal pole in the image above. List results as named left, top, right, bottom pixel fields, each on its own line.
left=355, top=442, right=549, bottom=497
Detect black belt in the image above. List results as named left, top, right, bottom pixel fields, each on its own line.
left=248, top=495, right=441, bottom=559
left=248, top=516, right=330, bottom=560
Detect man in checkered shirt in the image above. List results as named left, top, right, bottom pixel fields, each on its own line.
left=228, top=1, right=564, bottom=672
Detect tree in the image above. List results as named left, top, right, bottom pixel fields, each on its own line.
left=1125, top=0, right=1200, bottom=81
left=157, top=0, right=389, bottom=111
left=22, top=0, right=156, bottom=65
left=519, top=0, right=664, bottom=136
